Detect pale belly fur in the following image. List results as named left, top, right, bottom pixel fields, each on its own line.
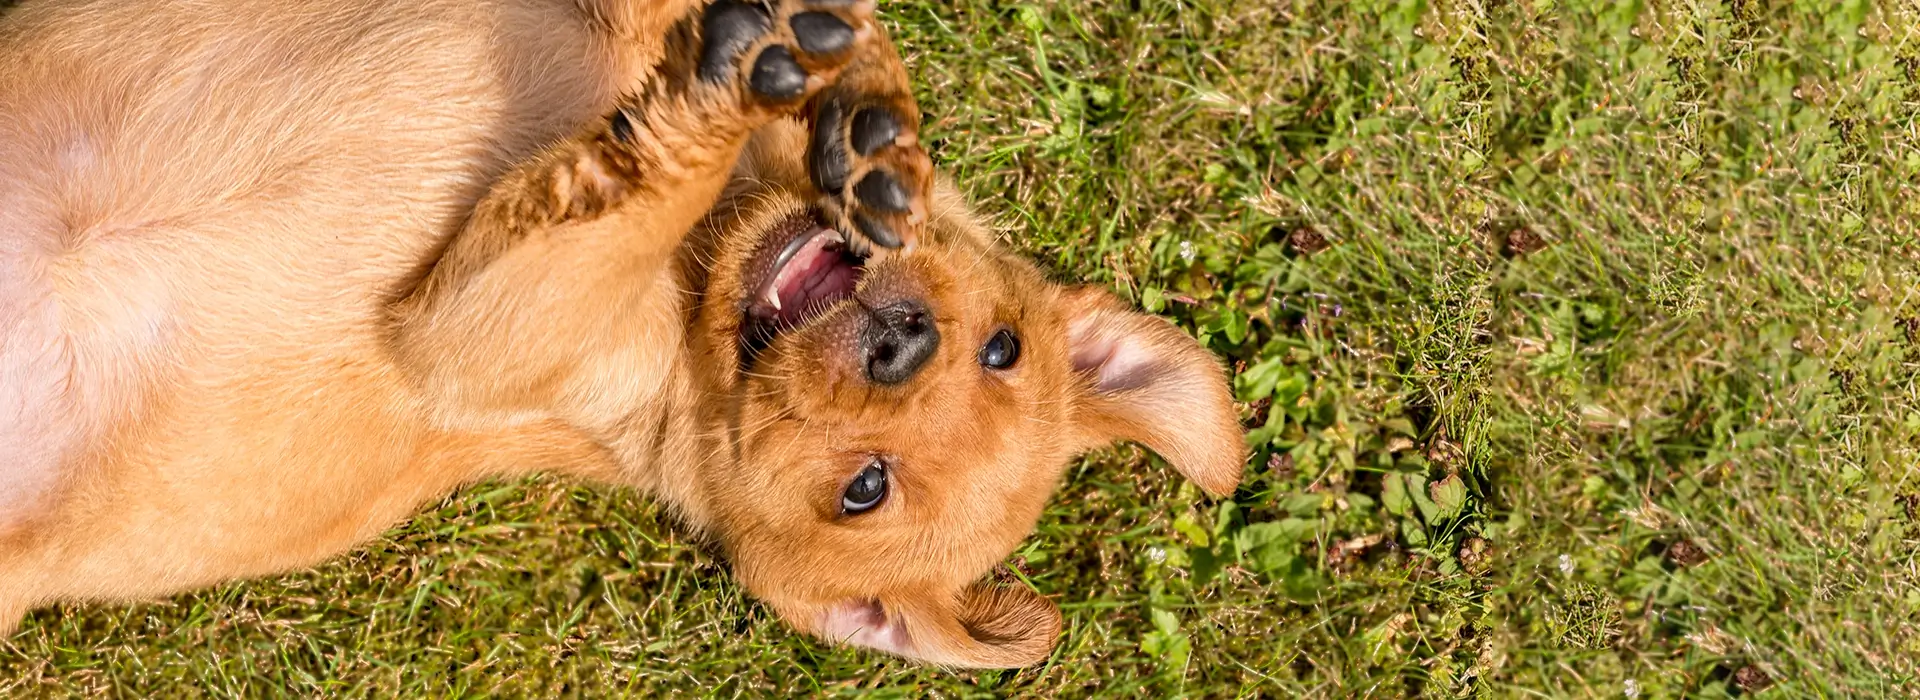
left=0, top=0, right=674, bottom=595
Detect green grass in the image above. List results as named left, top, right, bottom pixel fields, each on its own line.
left=6, top=0, right=1920, bottom=696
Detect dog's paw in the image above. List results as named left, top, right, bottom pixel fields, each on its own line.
left=696, top=0, right=873, bottom=116
left=804, top=36, right=932, bottom=251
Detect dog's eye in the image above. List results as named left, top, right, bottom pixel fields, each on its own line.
left=979, top=329, right=1020, bottom=369
left=841, top=461, right=888, bottom=514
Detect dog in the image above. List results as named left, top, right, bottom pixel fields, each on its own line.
left=0, top=0, right=1246, bottom=668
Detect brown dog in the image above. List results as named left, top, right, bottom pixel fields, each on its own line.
left=0, top=0, right=1246, bottom=668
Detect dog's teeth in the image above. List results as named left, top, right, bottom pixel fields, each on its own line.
left=767, top=288, right=784, bottom=311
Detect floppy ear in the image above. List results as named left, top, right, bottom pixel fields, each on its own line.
left=792, top=582, right=1063, bottom=668
left=1061, top=286, right=1247, bottom=497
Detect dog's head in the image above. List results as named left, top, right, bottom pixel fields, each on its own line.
left=683, top=123, right=1245, bottom=668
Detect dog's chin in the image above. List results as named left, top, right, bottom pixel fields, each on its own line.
left=735, top=211, right=868, bottom=368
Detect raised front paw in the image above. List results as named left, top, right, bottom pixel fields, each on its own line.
left=651, top=0, right=933, bottom=252
left=695, top=0, right=874, bottom=115
left=806, top=61, right=932, bottom=252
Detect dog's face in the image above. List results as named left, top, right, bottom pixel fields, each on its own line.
left=683, top=123, right=1245, bottom=668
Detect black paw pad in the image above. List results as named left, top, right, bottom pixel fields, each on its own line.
left=791, top=12, right=855, bottom=55
left=855, top=212, right=902, bottom=249
left=700, top=0, right=772, bottom=84
left=849, top=108, right=900, bottom=157
left=809, top=100, right=851, bottom=192
left=854, top=171, right=910, bottom=213
left=749, top=46, right=809, bottom=100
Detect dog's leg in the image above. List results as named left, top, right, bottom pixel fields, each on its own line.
left=390, top=0, right=925, bottom=423
left=0, top=583, right=23, bottom=640
left=793, top=17, right=932, bottom=255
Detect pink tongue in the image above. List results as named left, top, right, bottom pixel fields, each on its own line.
left=769, top=229, right=843, bottom=322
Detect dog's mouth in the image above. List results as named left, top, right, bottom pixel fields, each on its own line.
left=739, top=212, right=867, bottom=363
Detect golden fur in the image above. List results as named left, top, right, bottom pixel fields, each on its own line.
left=0, top=0, right=1246, bottom=667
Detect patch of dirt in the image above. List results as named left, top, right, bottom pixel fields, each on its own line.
left=1286, top=227, right=1330, bottom=256
left=1458, top=537, right=1492, bottom=575
left=1326, top=533, right=1387, bottom=573
left=1268, top=452, right=1295, bottom=481
left=1665, top=539, right=1710, bottom=568
left=1501, top=226, right=1549, bottom=257
left=1731, top=664, right=1773, bottom=694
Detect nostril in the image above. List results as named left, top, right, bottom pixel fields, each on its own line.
left=861, top=299, right=940, bottom=385
left=870, top=300, right=930, bottom=333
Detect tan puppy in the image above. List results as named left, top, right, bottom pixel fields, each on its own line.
left=0, top=0, right=1246, bottom=668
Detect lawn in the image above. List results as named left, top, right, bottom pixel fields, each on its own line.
left=5, top=0, right=1920, bottom=697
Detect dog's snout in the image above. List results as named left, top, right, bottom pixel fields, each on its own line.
left=861, top=299, right=938, bottom=385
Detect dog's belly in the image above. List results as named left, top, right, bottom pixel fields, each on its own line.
left=0, top=0, right=659, bottom=598
left=0, top=275, right=70, bottom=533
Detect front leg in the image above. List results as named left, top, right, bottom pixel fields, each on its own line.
left=390, top=0, right=913, bottom=428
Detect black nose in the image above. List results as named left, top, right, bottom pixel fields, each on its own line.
left=861, top=299, right=939, bottom=385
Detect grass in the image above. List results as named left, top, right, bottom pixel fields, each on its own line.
left=5, top=0, right=1920, bottom=696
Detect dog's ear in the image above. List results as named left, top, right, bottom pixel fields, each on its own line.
left=1060, top=286, right=1247, bottom=497
left=788, top=582, right=1062, bottom=668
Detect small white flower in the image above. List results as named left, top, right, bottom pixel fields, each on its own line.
left=1147, top=546, right=1167, bottom=564
left=1623, top=679, right=1640, bottom=698
left=1558, top=554, right=1575, bottom=576
left=1179, top=240, right=1196, bottom=263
